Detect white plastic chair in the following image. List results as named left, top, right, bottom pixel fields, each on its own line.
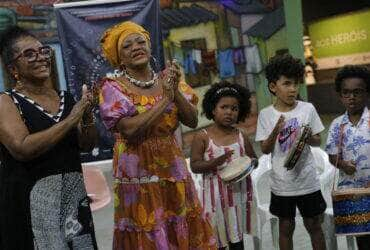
left=312, top=147, right=358, bottom=250
left=250, top=153, right=279, bottom=250
left=185, top=158, right=203, bottom=199
left=311, top=147, right=339, bottom=250
left=82, top=165, right=111, bottom=212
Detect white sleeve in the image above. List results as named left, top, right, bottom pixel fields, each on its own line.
left=309, top=104, right=325, bottom=135
left=255, top=111, right=270, bottom=142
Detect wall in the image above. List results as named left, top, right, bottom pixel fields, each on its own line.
left=167, top=22, right=218, bottom=50
left=0, top=2, right=65, bottom=91
left=164, top=21, right=218, bottom=132
left=251, top=26, right=287, bottom=110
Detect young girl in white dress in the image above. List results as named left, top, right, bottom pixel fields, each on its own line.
left=191, top=81, right=257, bottom=249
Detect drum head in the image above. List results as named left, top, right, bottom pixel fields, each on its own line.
left=219, top=156, right=254, bottom=183
left=226, top=163, right=254, bottom=183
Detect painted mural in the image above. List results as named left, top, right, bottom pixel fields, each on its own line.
left=0, top=0, right=286, bottom=159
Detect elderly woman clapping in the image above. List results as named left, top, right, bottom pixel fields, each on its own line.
left=99, top=21, right=216, bottom=249
left=0, top=26, right=98, bottom=249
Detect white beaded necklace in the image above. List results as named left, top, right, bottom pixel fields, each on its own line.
left=119, top=68, right=158, bottom=88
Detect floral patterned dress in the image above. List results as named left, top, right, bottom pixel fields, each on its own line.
left=99, top=78, right=216, bottom=250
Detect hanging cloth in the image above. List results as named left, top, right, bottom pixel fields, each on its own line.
left=218, top=49, right=236, bottom=78
left=192, top=49, right=202, bottom=64
left=233, top=48, right=246, bottom=65
left=183, top=51, right=197, bottom=75
left=172, top=45, right=184, bottom=66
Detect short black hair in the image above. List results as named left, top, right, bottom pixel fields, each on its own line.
left=202, top=81, right=251, bottom=122
left=265, top=54, right=304, bottom=95
left=0, top=26, right=35, bottom=67
left=334, top=65, right=370, bottom=93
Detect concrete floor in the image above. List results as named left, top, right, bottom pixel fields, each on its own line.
left=91, top=114, right=357, bottom=250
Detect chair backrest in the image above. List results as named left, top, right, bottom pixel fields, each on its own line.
left=82, top=166, right=111, bottom=211
left=185, top=158, right=203, bottom=198
left=311, top=146, right=326, bottom=175
left=251, top=154, right=272, bottom=205
left=310, top=147, right=335, bottom=206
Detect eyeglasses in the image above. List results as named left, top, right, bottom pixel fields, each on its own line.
left=12, top=46, right=52, bottom=63
left=340, top=88, right=366, bottom=98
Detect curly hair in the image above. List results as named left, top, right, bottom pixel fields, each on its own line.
left=334, top=65, right=370, bottom=93
left=265, top=54, right=304, bottom=95
left=202, top=81, right=251, bottom=122
left=0, top=26, right=35, bottom=67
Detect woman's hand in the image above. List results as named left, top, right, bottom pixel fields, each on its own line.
left=168, top=59, right=181, bottom=93
left=161, top=66, right=175, bottom=101
left=68, top=85, right=92, bottom=126
left=161, top=60, right=182, bottom=101
left=81, top=85, right=95, bottom=125
left=76, top=85, right=98, bottom=151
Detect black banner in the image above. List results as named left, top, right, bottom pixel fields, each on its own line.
left=55, top=0, right=164, bottom=161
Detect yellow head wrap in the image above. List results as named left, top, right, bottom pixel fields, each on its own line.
left=100, top=21, right=150, bottom=67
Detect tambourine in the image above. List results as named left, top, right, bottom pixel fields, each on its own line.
left=219, top=156, right=258, bottom=183
left=283, top=125, right=311, bottom=170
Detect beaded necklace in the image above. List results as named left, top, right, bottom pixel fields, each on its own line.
left=120, top=68, right=158, bottom=88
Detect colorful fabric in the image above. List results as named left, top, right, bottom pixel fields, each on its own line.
left=172, top=46, right=184, bottom=67
left=184, top=52, right=197, bottom=75
left=101, top=21, right=150, bottom=67
left=99, top=78, right=216, bottom=249
left=201, top=129, right=252, bottom=248
left=233, top=48, right=245, bottom=65
left=218, top=50, right=235, bottom=78
left=192, top=49, right=202, bottom=64
left=326, top=107, right=370, bottom=189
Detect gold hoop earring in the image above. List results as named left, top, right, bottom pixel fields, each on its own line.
left=13, top=73, right=23, bottom=88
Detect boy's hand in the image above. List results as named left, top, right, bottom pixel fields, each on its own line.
left=271, top=115, right=285, bottom=137
left=340, top=160, right=356, bottom=175
left=260, top=115, right=285, bottom=154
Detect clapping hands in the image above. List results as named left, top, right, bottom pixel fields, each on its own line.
left=162, top=59, right=181, bottom=101
left=69, top=84, right=94, bottom=126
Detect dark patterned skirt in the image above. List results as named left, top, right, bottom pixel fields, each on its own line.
left=0, top=171, right=97, bottom=250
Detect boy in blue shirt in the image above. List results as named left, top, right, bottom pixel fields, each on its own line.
left=326, top=65, right=370, bottom=249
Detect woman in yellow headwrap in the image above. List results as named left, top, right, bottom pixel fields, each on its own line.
left=99, top=21, right=216, bottom=249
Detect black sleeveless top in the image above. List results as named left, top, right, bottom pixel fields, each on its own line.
left=0, top=89, right=89, bottom=250
left=0, top=89, right=81, bottom=181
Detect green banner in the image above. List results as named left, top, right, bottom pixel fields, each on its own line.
left=309, top=10, right=370, bottom=58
